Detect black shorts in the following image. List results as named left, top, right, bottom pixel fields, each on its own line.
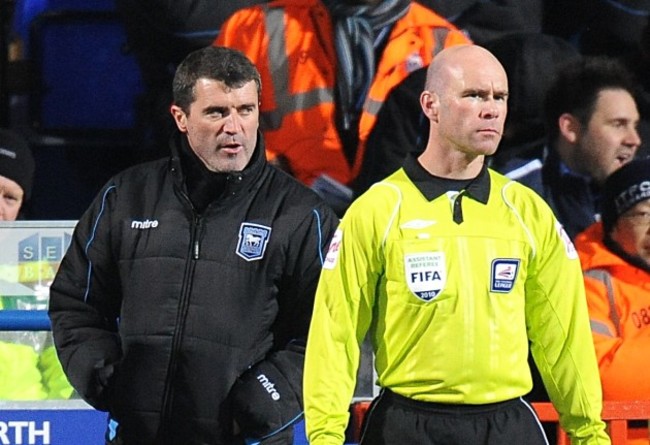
left=359, top=390, right=549, bottom=445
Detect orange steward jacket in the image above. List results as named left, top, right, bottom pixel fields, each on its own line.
left=575, top=222, right=650, bottom=400
left=215, top=0, right=470, bottom=186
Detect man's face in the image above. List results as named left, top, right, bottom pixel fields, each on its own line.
left=436, top=57, right=508, bottom=158
left=611, top=198, right=650, bottom=265
left=572, top=89, right=640, bottom=184
left=171, top=78, right=259, bottom=173
left=0, top=175, right=24, bottom=221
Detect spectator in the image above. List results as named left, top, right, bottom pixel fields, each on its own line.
left=48, top=47, right=338, bottom=444
left=215, top=0, right=470, bottom=215
left=509, top=56, right=641, bottom=240
left=575, top=157, right=650, bottom=445
left=353, top=32, right=580, bottom=196
left=0, top=128, right=33, bottom=221
left=304, top=45, right=609, bottom=445
left=0, top=127, right=74, bottom=400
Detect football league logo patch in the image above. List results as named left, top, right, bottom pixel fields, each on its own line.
left=404, top=252, right=446, bottom=302
left=236, top=223, right=272, bottom=261
left=490, top=259, right=520, bottom=293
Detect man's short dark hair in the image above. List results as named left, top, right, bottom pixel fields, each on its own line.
left=172, top=46, right=262, bottom=113
left=544, top=56, right=639, bottom=143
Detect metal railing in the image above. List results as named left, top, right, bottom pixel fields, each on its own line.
left=0, top=309, right=50, bottom=331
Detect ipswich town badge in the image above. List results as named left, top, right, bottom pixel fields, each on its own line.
left=404, top=252, right=446, bottom=302
left=236, top=223, right=272, bottom=261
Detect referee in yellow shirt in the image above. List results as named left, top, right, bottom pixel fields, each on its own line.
left=304, top=45, right=610, bottom=445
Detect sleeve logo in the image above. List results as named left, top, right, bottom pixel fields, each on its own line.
left=490, top=259, right=520, bottom=293
left=556, top=222, right=578, bottom=260
left=323, top=228, right=342, bottom=270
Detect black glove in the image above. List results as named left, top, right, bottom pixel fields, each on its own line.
left=229, top=345, right=304, bottom=441
left=88, top=359, right=119, bottom=411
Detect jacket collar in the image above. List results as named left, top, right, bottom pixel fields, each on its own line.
left=578, top=222, right=650, bottom=275
left=542, top=148, right=601, bottom=239
left=169, top=130, right=268, bottom=198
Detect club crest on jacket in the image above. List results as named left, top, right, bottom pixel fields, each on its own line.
left=236, top=223, right=272, bottom=261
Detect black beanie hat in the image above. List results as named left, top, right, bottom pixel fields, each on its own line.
left=0, top=129, right=35, bottom=201
left=601, top=157, right=650, bottom=233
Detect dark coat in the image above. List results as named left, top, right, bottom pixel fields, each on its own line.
left=48, top=133, right=338, bottom=444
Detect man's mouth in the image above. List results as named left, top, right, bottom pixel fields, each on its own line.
left=615, top=152, right=633, bottom=165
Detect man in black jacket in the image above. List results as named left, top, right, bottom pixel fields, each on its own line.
left=48, top=46, right=338, bottom=445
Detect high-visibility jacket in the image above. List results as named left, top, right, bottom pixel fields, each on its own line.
left=0, top=262, right=74, bottom=400
left=575, top=222, right=650, bottom=445
left=576, top=222, right=650, bottom=400
left=215, top=0, right=470, bottom=186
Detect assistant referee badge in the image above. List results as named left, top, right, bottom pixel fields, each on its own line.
left=404, top=252, right=446, bottom=302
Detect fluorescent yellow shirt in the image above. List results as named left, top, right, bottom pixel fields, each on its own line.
left=0, top=262, right=74, bottom=400
left=304, top=160, right=609, bottom=445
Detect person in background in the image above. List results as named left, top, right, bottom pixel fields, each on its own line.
left=575, top=157, right=650, bottom=445
left=509, top=56, right=641, bottom=240
left=48, top=47, right=338, bottom=444
left=304, top=44, right=609, bottom=445
left=0, top=127, right=74, bottom=400
left=0, top=128, right=34, bottom=221
left=215, top=0, right=470, bottom=215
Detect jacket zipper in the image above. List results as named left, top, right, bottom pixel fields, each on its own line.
left=157, top=212, right=201, bottom=441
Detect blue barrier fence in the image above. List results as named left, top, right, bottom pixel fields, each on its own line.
left=0, top=309, right=50, bottom=330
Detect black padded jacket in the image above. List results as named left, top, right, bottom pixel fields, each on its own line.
left=48, top=132, right=338, bottom=444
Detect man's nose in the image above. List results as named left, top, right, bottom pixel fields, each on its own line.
left=223, top=112, right=242, bottom=133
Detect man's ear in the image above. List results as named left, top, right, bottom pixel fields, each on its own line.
left=170, top=105, right=188, bottom=133
left=558, top=112, right=581, bottom=144
left=420, top=90, right=439, bottom=123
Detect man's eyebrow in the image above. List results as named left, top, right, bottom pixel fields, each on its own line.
left=203, top=105, right=228, bottom=114
left=463, top=87, right=508, bottom=96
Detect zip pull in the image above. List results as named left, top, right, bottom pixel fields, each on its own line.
left=194, top=240, right=200, bottom=259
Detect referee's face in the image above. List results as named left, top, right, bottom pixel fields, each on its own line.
left=434, top=47, right=509, bottom=158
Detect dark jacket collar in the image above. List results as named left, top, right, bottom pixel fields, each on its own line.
left=169, top=130, right=267, bottom=210
left=542, top=148, right=601, bottom=239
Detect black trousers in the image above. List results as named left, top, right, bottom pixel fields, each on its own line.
left=359, top=390, right=549, bottom=445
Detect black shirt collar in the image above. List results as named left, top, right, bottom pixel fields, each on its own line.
left=402, top=153, right=491, bottom=204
